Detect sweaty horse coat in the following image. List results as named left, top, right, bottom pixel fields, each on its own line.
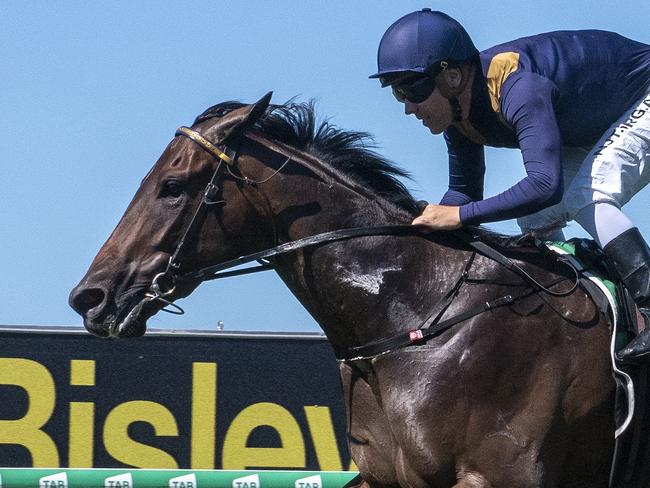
left=70, top=94, right=615, bottom=487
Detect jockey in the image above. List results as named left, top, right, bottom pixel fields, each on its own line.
left=370, top=9, right=650, bottom=363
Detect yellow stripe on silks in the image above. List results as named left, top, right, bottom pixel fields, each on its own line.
left=486, top=52, right=520, bottom=112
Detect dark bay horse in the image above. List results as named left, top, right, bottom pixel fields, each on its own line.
left=70, top=93, right=616, bottom=487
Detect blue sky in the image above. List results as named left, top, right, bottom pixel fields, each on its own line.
left=1, top=1, right=648, bottom=333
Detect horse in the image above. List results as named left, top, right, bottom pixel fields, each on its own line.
left=69, top=93, right=617, bottom=487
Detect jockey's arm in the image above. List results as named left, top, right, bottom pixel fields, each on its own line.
left=419, top=73, right=564, bottom=230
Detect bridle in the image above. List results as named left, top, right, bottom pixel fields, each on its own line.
left=145, top=124, right=580, bottom=360
left=146, top=125, right=427, bottom=313
left=146, top=126, right=238, bottom=313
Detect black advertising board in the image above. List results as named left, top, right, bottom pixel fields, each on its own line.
left=0, top=326, right=354, bottom=472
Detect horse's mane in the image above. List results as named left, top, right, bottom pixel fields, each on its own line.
left=195, top=100, right=420, bottom=214
left=195, top=99, right=530, bottom=247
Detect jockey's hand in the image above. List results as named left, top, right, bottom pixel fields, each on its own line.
left=411, top=204, right=462, bottom=231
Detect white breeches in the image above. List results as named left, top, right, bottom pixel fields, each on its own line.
left=517, top=86, right=650, bottom=243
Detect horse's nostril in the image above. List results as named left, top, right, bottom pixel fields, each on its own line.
left=69, top=287, right=107, bottom=317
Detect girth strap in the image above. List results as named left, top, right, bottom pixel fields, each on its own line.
left=335, top=230, right=577, bottom=361
left=335, top=291, right=522, bottom=361
left=336, top=272, right=568, bottom=362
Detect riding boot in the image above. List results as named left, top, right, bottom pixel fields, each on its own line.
left=603, top=228, right=650, bottom=363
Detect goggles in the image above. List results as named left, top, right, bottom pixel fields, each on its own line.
left=390, top=75, right=437, bottom=104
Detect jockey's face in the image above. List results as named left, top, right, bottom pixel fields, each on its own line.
left=403, top=85, right=454, bottom=135
left=402, top=67, right=465, bottom=135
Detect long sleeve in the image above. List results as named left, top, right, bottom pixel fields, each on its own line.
left=458, top=73, right=564, bottom=225
left=439, top=126, right=485, bottom=206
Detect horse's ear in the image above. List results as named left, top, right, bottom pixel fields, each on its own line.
left=210, top=91, right=273, bottom=143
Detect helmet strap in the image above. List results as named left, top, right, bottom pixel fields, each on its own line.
left=449, top=97, right=463, bottom=122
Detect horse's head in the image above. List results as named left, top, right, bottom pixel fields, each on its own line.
left=69, top=93, right=273, bottom=338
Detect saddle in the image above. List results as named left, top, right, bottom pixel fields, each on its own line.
left=552, top=238, right=642, bottom=344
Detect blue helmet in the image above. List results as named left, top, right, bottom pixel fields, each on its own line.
left=369, top=9, right=478, bottom=85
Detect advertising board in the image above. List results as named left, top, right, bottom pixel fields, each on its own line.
left=0, top=326, right=353, bottom=472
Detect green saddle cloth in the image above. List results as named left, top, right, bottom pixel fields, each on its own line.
left=546, top=239, right=630, bottom=349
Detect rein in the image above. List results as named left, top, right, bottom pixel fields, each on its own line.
left=147, top=124, right=580, bottom=360
left=181, top=225, right=422, bottom=282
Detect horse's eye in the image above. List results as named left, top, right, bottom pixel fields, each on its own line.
left=160, top=179, right=184, bottom=198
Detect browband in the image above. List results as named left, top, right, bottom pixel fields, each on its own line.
left=175, top=126, right=233, bottom=165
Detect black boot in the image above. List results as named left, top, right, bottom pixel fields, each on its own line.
left=603, top=228, right=650, bottom=363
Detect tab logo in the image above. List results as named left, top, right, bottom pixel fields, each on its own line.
left=295, top=475, right=321, bottom=488
left=170, top=473, right=197, bottom=488
left=39, top=472, right=68, bottom=488
left=232, top=474, right=260, bottom=488
left=104, top=473, right=132, bottom=488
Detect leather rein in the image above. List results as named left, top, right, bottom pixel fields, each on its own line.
left=146, top=125, right=580, bottom=361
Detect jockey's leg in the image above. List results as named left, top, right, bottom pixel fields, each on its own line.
left=574, top=203, right=649, bottom=353
left=565, top=86, right=650, bottom=362
left=574, top=202, right=634, bottom=248
left=601, top=227, right=650, bottom=362
left=574, top=204, right=650, bottom=359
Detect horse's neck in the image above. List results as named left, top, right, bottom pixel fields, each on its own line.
left=241, top=141, right=472, bottom=348
left=268, top=185, right=468, bottom=349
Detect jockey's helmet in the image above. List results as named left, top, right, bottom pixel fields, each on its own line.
left=369, top=9, right=478, bottom=87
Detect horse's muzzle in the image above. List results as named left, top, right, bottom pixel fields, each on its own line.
left=69, top=282, right=149, bottom=338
